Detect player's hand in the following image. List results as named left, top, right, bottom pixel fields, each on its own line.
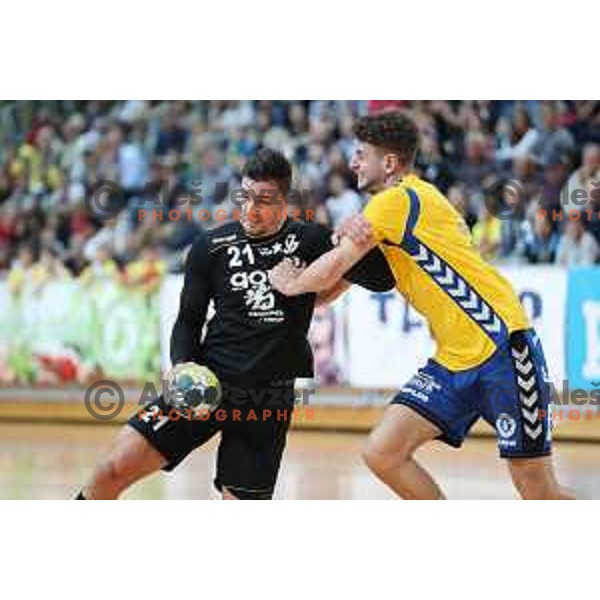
left=268, top=258, right=304, bottom=296
left=333, top=214, right=374, bottom=247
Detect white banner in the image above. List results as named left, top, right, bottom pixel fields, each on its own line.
left=345, top=289, right=432, bottom=388
left=159, top=267, right=567, bottom=392
left=345, top=266, right=567, bottom=388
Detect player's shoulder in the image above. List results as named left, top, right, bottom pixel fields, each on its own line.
left=367, top=175, right=441, bottom=213
left=402, top=175, right=448, bottom=208
left=186, top=222, right=242, bottom=263
left=204, top=221, right=243, bottom=246
left=290, top=218, right=333, bottom=243
left=287, top=218, right=330, bottom=236
left=364, top=184, right=410, bottom=220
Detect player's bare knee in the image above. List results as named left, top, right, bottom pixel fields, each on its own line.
left=91, top=456, right=129, bottom=496
left=362, top=436, right=411, bottom=476
left=362, top=447, right=393, bottom=477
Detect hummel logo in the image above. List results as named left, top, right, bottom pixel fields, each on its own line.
left=423, top=255, right=441, bottom=273
left=448, top=279, right=467, bottom=298
left=520, top=391, right=538, bottom=408
left=436, top=266, right=454, bottom=285
left=460, top=290, right=479, bottom=311
left=411, top=241, right=504, bottom=339
left=414, top=245, right=429, bottom=263
left=511, top=346, right=529, bottom=362
left=515, top=360, right=533, bottom=375
left=522, top=408, right=539, bottom=425
left=517, top=375, right=536, bottom=392
left=472, top=304, right=491, bottom=322
left=483, top=316, right=501, bottom=333
left=524, top=424, right=543, bottom=439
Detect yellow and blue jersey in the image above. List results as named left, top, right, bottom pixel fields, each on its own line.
left=363, top=174, right=529, bottom=372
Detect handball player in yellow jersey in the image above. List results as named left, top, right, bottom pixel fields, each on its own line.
left=269, top=111, right=574, bottom=499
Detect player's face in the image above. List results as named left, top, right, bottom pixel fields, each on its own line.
left=240, top=178, right=287, bottom=237
left=350, top=142, right=387, bottom=194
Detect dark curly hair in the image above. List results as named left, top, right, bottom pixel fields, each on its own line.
left=242, top=148, right=292, bottom=195
left=353, top=110, right=419, bottom=167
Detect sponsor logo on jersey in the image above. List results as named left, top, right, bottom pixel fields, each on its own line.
left=283, top=234, right=300, bottom=255
left=257, top=241, right=285, bottom=257
left=212, top=233, right=238, bottom=244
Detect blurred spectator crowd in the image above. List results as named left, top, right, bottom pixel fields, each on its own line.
left=2, top=100, right=600, bottom=294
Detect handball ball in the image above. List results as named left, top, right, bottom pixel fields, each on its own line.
left=166, top=362, right=222, bottom=414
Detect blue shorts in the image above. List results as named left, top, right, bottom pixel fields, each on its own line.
left=391, top=329, right=553, bottom=458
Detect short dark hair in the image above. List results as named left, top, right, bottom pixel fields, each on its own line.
left=242, top=148, right=292, bottom=195
left=353, top=111, right=419, bottom=167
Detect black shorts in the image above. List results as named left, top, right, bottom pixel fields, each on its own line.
left=128, top=379, right=296, bottom=499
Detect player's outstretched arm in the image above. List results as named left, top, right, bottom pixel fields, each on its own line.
left=269, top=235, right=375, bottom=296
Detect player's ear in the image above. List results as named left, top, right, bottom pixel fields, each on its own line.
left=383, top=152, right=400, bottom=175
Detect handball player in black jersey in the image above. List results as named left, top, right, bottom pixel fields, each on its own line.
left=76, top=149, right=394, bottom=500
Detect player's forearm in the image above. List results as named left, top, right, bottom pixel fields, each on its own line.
left=170, top=291, right=208, bottom=365
left=271, top=237, right=371, bottom=297
left=287, top=251, right=349, bottom=295
left=172, top=235, right=211, bottom=364
left=170, top=313, right=203, bottom=365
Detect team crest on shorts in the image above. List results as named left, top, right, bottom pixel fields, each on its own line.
left=496, top=413, right=517, bottom=439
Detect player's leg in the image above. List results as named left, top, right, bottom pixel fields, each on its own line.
left=478, top=329, right=575, bottom=500
left=363, top=362, right=478, bottom=499
left=81, top=425, right=166, bottom=499
left=362, top=404, right=444, bottom=499
left=221, top=487, right=240, bottom=500
left=215, top=381, right=295, bottom=500
left=507, top=455, right=575, bottom=499
left=79, top=394, right=221, bottom=499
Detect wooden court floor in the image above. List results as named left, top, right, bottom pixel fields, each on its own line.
left=1, top=422, right=599, bottom=499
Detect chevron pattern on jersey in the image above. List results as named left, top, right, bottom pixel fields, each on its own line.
left=511, top=343, right=543, bottom=441
left=409, top=241, right=506, bottom=341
